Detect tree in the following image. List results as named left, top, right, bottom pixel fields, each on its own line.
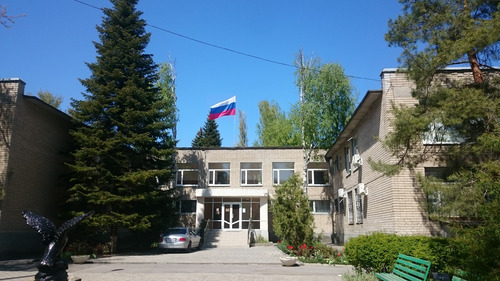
left=67, top=0, right=177, bottom=253
left=386, top=0, right=500, bottom=86
left=271, top=173, right=314, bottom=248
left=237, top=110, right=247, bottom=147
left=1, top=5, right=25, bottom=28
left=382, top=1, right=500, bottom=279
left=156, top=60, right=178, bottom=141
left=37, top=90, right=63, bottom=109
left=191, top=116, right=222, bottom=147
left=293, top=50, right=356, bottom=189
left=254, top=100, right=300, bottom=147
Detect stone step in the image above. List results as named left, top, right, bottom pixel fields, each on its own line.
left=203, top=230, right=249, bottom=248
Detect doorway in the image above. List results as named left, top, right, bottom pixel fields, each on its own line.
left=222, top=203, right=241, bottom=230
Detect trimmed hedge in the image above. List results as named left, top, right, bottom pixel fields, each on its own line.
left=344, top=232, right=456, bottom=274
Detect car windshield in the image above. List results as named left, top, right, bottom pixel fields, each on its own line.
left=165, top=228, right=187, bottom=235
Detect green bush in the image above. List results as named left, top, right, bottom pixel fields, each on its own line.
left=344, top=232, right=454, bottom=274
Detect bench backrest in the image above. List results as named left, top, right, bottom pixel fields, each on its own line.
left=392, top=254, right=432, bottom=281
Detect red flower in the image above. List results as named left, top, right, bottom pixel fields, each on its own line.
left=338, top=253, right=341, bottom=257
left=310, top=246, right=314, bottom=250
left=287, top=245, right=293, bottom=250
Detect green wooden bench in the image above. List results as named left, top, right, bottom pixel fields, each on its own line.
left=375, top=254, right=432, bottom=281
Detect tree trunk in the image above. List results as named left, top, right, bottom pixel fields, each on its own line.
left=468, top=51, right=484, bottom=84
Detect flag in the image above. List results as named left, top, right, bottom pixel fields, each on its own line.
left=209, top=96, right=236, bottom=120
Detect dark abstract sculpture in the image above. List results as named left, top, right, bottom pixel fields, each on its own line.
left=22, top=210, right=94, bottom=281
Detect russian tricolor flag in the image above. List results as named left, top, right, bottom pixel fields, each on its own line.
left=209, top=96, right=236, bottom=120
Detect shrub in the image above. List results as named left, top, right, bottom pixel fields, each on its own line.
left=344, top=232, right=454, bottom=273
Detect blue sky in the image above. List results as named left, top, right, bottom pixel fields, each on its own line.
left=1, top=0, right=404, bottom=147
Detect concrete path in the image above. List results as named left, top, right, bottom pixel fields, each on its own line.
left=0, top=246, right=355, bottom=280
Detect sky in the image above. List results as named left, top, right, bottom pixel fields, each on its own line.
left=1, top=0, right=405, bottom=147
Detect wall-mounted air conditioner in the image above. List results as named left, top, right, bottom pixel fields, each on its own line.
left=358, top=183, right=367, bottom=195
left=352, top=153, right=363, bottom=168
left=338, top=188, right=346, bottom=198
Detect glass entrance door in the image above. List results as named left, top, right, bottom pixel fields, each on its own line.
left=222, top=203, right=241, bottom=230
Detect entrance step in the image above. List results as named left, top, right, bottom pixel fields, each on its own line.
left=203, top=230, right=248, bottom=248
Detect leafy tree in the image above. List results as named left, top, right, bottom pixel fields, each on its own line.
left=67, top=0, right=177, bottom=253
left=271, top=173, right=314, bottom=248
left=254, top=100, right=300, bottom=147
left=237, top=110, right=247, bottom=147
left=293, top=50, right=356, bottom=189
left=381, top=1, right=500, bottom=279
left=156, top=60, right=178, bottom=142
left=191, top=116, right=222, bottom=147
left=37, top=90, right=63, bottom=109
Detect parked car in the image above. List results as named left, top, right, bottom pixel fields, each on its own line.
left=158, top=227, right=202, bottom=252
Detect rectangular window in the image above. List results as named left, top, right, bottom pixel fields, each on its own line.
left=272, top=162, right=294, bottom=185
left=347, top=191, right=354, bottom=224
left=307, top=162, right=329, bottom=186
left=176, top=163, right=199, bottom=186
left=175, top=200, right=197, bottom=214
left=209, top=163, right=230, bottom=185
left=309, top=200, right=331, bottom=214
left=241, top=162, right=262, bottom=185
left=355, top=190, right=363, bottom=224
left=344, top=146, right=351, bottom=175
left=423, top=120, right=465, bottom=144
left=337, top=155, right=341, bottom=171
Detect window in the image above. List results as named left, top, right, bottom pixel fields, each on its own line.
left=351, top=137, right=360, bottom=171
left=209, top=163, right=230, bottom=185
left=175, top=200, right=197, bottom=214
left=272, top=162, right=294, bottom=185
left=423, top=120, right=464, bottom=144
left=355, top=189, right=363, bottom=224
left=307, top=162, right=329, bottom=186
left=425, top=167, right=453, bottom=215
left=344, top=146, right=351, bottom=175
left=347, top=191, right=354, bottom=224
left=176, top=163, right=199, bottom=186
left=309, top=200, right=331, bottom=214
left=241, top=162, right=262, bottom=185
left=336, top=155, right=341, bottom=171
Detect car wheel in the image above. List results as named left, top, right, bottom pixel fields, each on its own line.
left=186, top=241, right=192, bottom=253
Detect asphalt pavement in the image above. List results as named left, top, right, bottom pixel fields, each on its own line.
left=0, top=246, right=355, bottom=280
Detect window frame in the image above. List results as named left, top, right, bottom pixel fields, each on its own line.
left=175, top=163, right=199, bottom=186
left=307, top=163, right=330, bottom=186
left=208, top=162, right=231, bottom=186
left=175, top=200, right=197, bottom=214
left=272, top=162, right=294, bottom=185
left=240, top=162, right=263, bottom=186
left=309, top=200, right=331, bottom=214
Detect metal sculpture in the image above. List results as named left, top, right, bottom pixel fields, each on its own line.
left=22, top=210, right=94, bottom=281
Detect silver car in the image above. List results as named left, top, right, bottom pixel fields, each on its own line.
left=158, top=227, right=202, bottom=252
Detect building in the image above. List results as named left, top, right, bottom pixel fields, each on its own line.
left=0, top=79, right=73, bottom=258
left=173, top=147, right=333, bottom=243
left=325, top=68, right=499, bottom=244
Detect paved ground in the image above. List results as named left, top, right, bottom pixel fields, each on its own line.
left=0, top=246, right=354, bottom=280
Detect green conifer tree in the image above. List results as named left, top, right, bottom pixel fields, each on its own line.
left=67, top=0, right=177, bottom=252
left=271, top=174, right=314, bottom=249
left=192, top=116, right=222, bottom=147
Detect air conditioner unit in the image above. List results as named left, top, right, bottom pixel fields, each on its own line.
left=338, top=188, right=346, bottom=198
left=352, top=153, right=363, bottom=168
left=358, top=183, right=367, bottom=196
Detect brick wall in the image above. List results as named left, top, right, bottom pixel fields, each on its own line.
left=0, top=79, right=74, bottom=258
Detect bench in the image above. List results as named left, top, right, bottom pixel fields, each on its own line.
left=375, top=254, right=432, bottom=281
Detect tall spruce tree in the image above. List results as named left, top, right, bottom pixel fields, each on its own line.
left=191, top=116, right=222, bottom=147
left=67, top=0, right=177, bottom=252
